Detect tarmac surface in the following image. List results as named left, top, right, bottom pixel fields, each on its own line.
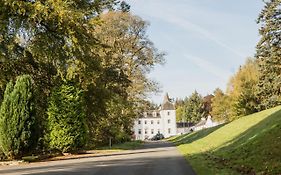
left=0, top=141, right=196, bottom=175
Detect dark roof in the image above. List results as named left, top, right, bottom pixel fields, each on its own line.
left=161, top=93, right=175, bottom=110
left=177, top=122, right=194, bottom=128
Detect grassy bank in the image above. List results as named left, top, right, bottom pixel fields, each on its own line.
left=170, top=106, right=281, bottom=174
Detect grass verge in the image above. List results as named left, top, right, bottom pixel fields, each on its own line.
left=98, top=140, right=143, bottom=150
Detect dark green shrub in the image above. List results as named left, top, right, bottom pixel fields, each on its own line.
left=0, top=75, right=36, bottom=159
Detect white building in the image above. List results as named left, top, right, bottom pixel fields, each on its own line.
left=193, top=115, right=219, bottom=131
left=133, top=93, right=177, bottom=140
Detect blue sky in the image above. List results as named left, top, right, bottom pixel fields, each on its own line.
left=125, top=0, right=264, bottom=103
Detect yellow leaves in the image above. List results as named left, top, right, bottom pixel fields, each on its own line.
left=227, top=58, right=259, bottom=98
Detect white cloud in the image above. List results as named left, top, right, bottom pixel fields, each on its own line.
left=145, top=12, right=247, bottom=59
left=183, top=54, right=232, bottom=81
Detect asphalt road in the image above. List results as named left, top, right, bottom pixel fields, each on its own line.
left=0, top=141, right=196, bottom=175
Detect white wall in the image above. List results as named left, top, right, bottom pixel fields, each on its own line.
left=133, top=110, right=177, bottom=140
left=160, top=110, right=177, bottom=138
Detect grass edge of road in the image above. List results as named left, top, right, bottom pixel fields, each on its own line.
left=97, top=140, right=144, bottom=151
left=0, top=140, right=144, bottom=165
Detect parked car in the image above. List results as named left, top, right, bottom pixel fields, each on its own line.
left=151, top=133, right=164, bottom=140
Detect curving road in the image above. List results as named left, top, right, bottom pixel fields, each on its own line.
left=0, top=141, right=196, bottom=175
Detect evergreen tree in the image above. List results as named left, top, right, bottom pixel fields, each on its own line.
left=47, top=82, right=87, bottom=153
left=0, top=75, right=36, bottom=159
left=256, top=0, right=281, bottom=110
left=184, top=91, right=204, bottom=123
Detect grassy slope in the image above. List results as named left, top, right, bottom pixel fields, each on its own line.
left=170, top=106, right=281, bottom=175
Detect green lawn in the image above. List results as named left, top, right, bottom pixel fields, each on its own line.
left=170, top=106, right=281, bottom=175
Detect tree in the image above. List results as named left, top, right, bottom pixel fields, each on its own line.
left=176, top=106, right=185, bottom=122
left=0, top=75, right=36, bottom=159
left=211, top=88, right=232, bottom=122
left=202, top=94, right=214, bottom=117
left=184, top=91, right=204, bottom=123
left=93, top=11, right=165, bottom=105
left=255, top=0, right=281, bottom=110
left=47, top=82, right=87, bottom=153
left=227, top=58, right=260, bottom=117
left=81, top=11, right=165, bottom=145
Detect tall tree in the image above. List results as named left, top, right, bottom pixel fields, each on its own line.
left=93, top=11, right=165, bottom=105
left=256, top=0, right=281, bottom=110
left=184, top=91, right=204, bottom=123
left=0, top=75, right=36, bottom=159
left=81, top=11, right=165, bottom=145
left=227, top=58, right=260, bottom=117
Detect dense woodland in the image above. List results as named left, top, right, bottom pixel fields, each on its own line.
left=176, top=1, right=281, bottom=123
left=0, top=0, right=164, bottom=159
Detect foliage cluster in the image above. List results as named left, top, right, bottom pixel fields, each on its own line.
left=0, top=0, right=164, bottom=159
left=175, top=91, right=209, bottom=123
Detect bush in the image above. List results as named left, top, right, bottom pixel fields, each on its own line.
left=47, top=81, right=88, bottom=153
left=0, top=75, right=36, bottom=159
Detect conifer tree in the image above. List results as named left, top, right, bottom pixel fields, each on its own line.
left=184, top=91, right=204, bottom=122
left=256, top=0, right=281, bottom=110
left=47, top=82, right=87, bottom=153
left=0, top=75, right=35, bottom=159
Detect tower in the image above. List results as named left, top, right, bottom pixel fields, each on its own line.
left=159, top=93, right=177, bottom=138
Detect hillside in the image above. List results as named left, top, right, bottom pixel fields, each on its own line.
left=170, top=106, right=281, bottom=175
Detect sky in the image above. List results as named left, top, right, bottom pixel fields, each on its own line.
left=125, top=0, right=265, bottom=104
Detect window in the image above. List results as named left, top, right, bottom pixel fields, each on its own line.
left=167, top=111, right=170, bottom=116
left=157, top=120, right=160, bottom=124
left=145, top=129, right=148, bottom=134
left=138, top=129, right=141, bottom=134
left=158, top=129, right=160, bottom=133
left=151, top=120, right=154, bottom=124
left=168, top=128, right=171, bottom=134
left=151, top=129, right=154, bottom=134
left=168, top=119, right=171, bottom=124
left=145, top=120, right=147, bottom=124
left=138, top=120, right=141, bottom=124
